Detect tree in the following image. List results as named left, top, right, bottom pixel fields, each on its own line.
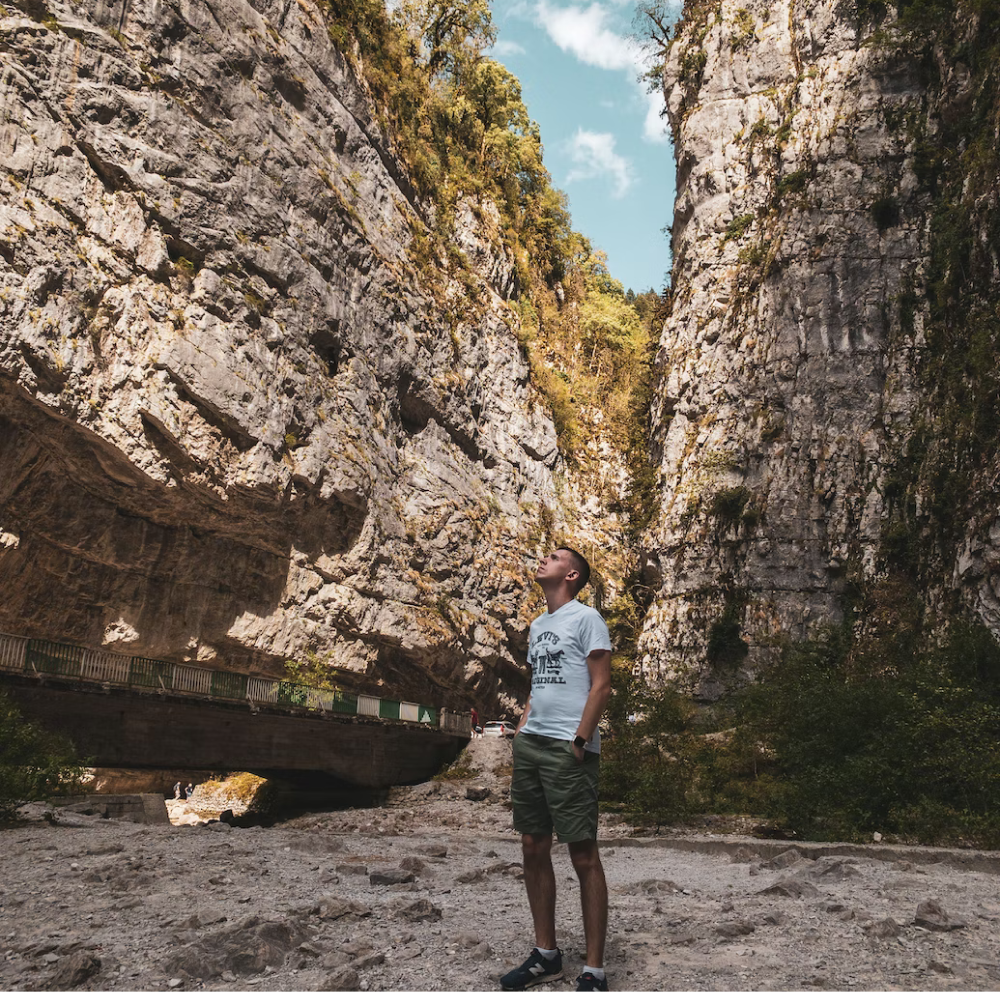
left=635, top=0, right=677, bottom=52
left=395, top=0, right=495, bottom=80
left=0, top=690, right=89, bottom=819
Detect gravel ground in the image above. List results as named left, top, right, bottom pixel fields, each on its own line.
left=3, top=738, right=1000, bottom=991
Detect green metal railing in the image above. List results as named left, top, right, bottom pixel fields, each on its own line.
left=0, top=631, right=469, bottom=735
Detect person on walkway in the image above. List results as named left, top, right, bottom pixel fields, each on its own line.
left=500, top=547, right=613, bottom=992
left=173, top=781, right=182, bottom=799
left=185, top=783, right=194, bottom=799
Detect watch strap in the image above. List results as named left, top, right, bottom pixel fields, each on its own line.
left=573, top=735, right=587, bottom=748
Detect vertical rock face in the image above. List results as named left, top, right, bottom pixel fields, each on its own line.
left=640, top=0, right=999, bottom=696
left=0, top=0, right=561, bottom=705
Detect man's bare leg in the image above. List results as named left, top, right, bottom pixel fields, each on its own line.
left=568, top=839, right=607, bottom=968
left=522, top=832, right=557, bottom=949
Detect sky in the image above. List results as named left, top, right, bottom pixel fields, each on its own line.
left=489, top=1, right=683, bottom=295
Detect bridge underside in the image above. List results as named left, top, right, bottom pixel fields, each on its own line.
left=2, top=674, right=465, bottom=788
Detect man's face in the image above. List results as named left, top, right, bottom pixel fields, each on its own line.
left=535, top=549, right=578, bottom=587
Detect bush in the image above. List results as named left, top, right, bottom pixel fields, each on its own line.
left=723, top=213, right=755, bottom=242
left=707, top=485, right=751, bottom=525
left=776, top=169, right=810, bottom=200
left=600, top=666, right=700, bottom=828
left=434, top=746, right=475, bottom=781
left=730, top=622, right=1000, bottom=845
left=0, top=690, right=89, bottom=820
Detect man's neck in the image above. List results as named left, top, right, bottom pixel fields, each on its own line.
left=542, top=586, right=576, bottom=614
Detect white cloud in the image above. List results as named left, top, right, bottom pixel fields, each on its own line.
left=535, top=1, right=641, bottom=71
left=531, top=2, right=670, bottom=145
left=490, top=39, right=527, bottom=57
left=643, top=88, right=669, bottom=144
left=565, top=129, right=634, bottom=198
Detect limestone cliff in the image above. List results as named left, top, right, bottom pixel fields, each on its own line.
left=640, top=0, right=1000, bottom=696
left=0, top=0, right=566, bottom=707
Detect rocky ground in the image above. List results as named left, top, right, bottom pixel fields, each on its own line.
left=3, top=738, right=1000, bottom=991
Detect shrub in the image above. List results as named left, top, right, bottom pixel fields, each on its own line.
left=776, top=169, right=810, bottom=200
left=0, top=690, right=89, bottom=820
left=737, top=242, right=767, bottom=268
left=600, top=666, right=700, bottom=827
left=434, top=746, right=475, bottom=781
left=707, top=485, right=751, bottom=525
left=731, top=621, right=1000, bottom=845
left=680, top=48, right=708, bottom=84
left=723, top=213, right=755, bottom=242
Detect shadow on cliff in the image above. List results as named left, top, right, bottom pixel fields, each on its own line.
left=0, top=377, right=365, bottom=673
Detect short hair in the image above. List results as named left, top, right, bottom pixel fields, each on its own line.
left=557, top=545, right=591, bottom=595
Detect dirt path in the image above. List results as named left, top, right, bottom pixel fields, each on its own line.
left=3, top=738, right=1000, bottom=991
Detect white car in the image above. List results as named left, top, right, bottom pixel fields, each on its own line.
left=482, top=720, right=517, bottom=738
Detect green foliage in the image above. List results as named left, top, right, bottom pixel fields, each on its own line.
left=736, top=242, right=767, bottom=268
left=730, top=7, right=755, bottom=50
left=284, top=651, right=340, bottom=692
left=707, top=485, right=751, bottom=525
left=773, top=120, right=793, bottom=144
left=433, top=745, right=475, bottom=780
left=577, top=260, right=644, bottom=371
left=396, top=0, right=494, bottom=79
left=680, top=47, right=708, bottom=84
left=318, top=0, right=574, bottom=285
left=520, top=249, right=656, bottom=461
left=723, top=213, right=755, bottom=242
left=731, top=621, right=1000, bottom=845
left=600, top=665, right=701, bottom=827
left=776, top=169, right=810, bottom=200
left=0, top=690, right=89, bottom=820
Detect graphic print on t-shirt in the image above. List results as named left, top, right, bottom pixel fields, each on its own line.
left=530, top=630, right=567, bottom=685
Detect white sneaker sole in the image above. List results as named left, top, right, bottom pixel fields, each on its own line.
left=501, top=970, right=564, bottom=990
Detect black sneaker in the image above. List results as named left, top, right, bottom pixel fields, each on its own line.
left=576, top=972, right=609, bottom=992
left=500, top=948, right=564, bottom=989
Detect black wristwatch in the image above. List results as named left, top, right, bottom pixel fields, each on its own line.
left=573, top=735, right=587, bottom=749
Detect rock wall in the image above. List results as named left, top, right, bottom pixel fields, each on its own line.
left=639, top=0, right=1000, bottom=696
left=0, top=0, right=562, bottom=708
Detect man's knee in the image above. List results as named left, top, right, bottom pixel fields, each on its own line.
left=522, top=832, right=553, bottom=861
left=568, top=839, right=602, bottom=873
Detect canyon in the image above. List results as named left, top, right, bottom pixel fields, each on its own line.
left=640, top=0, right=999, bottom=696
left=0, top=0, right=576, bottom=711
left=1, top=0, right=998, bottom=712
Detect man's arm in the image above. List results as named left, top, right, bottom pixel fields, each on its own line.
left=572, top=649, right=612, bottom=760
left=515, top=696, right=531, bottom=733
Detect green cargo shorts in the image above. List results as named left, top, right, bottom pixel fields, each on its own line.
left=510, top=731, right=600, bottom=843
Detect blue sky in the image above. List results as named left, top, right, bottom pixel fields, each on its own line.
left=489, top=1, right=682, bottom=294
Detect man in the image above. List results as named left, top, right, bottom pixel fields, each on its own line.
left=500, top=547, right=613, bottom=992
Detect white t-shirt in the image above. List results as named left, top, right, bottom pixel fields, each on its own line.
left=522, top=599, right=612, bottom=753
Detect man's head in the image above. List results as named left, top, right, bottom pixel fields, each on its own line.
left=534, top=546, right=591, bottom=596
